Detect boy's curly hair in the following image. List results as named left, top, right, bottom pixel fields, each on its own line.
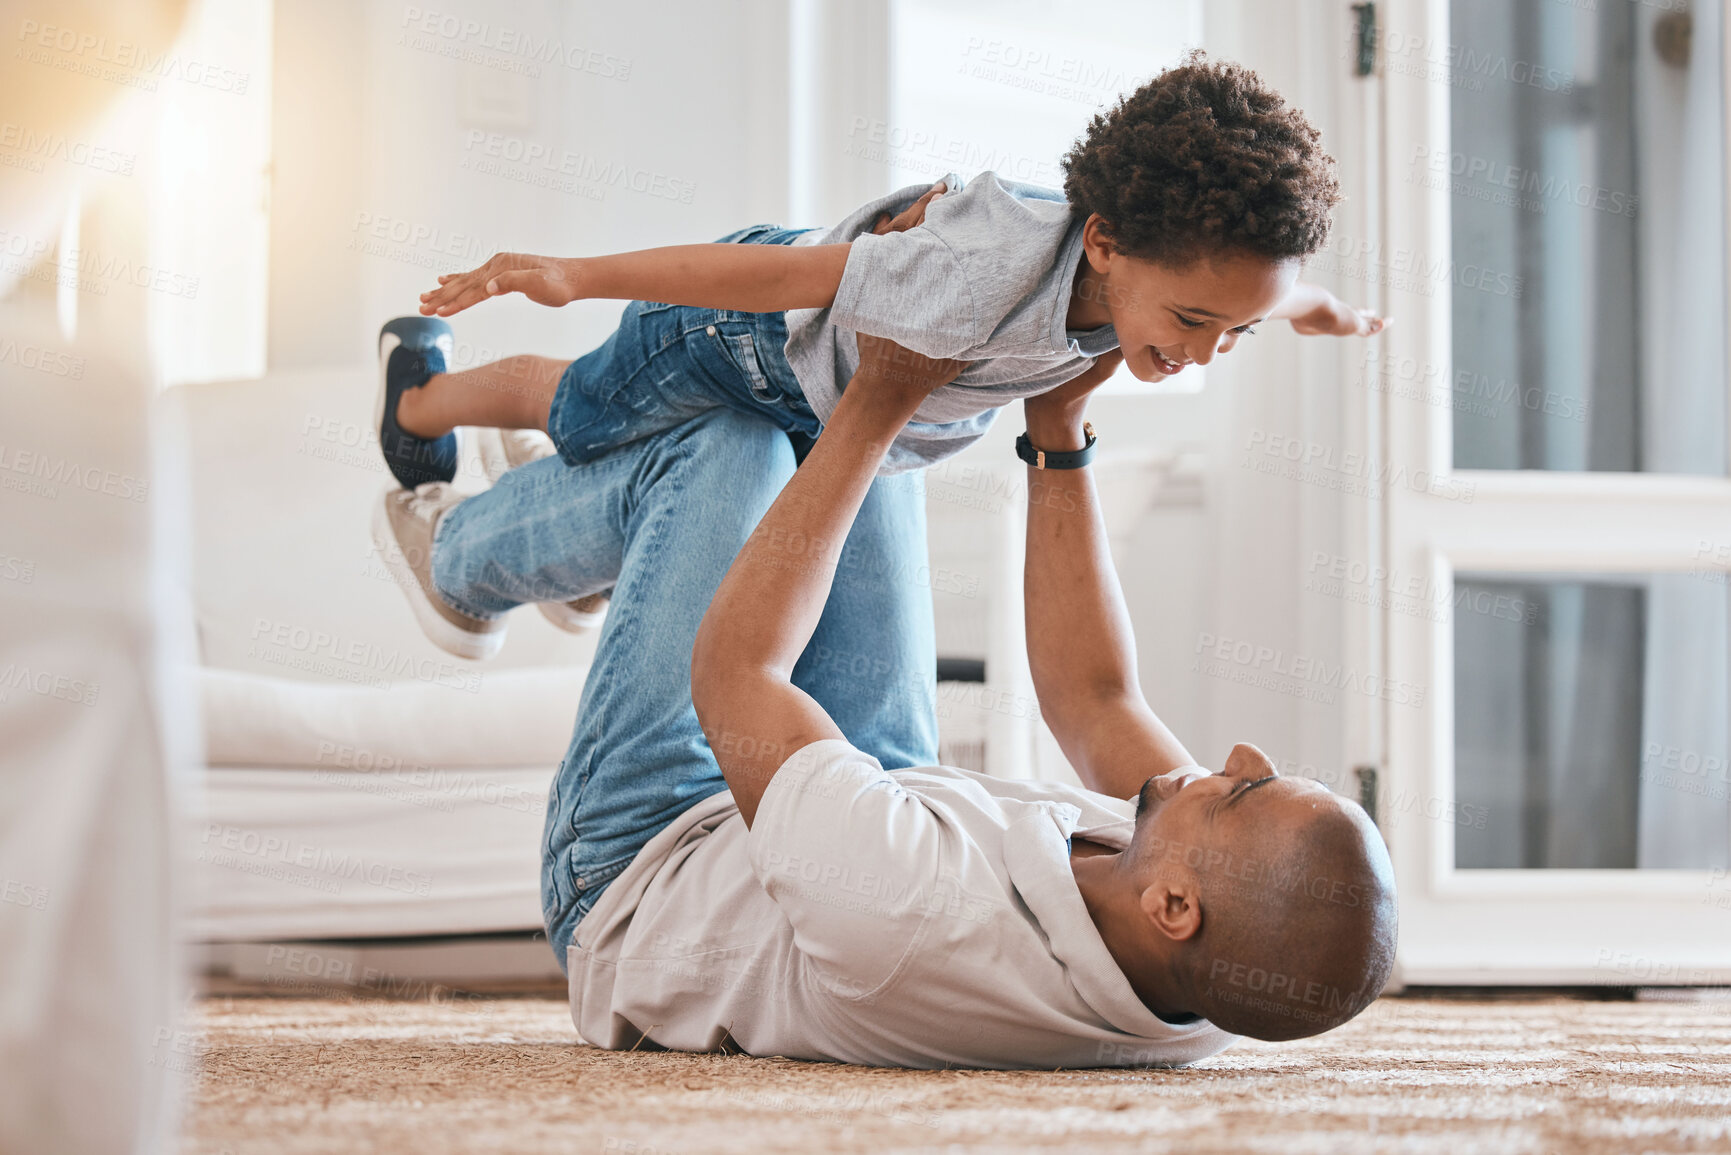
left=1062, top=52, right=1340, bottom=266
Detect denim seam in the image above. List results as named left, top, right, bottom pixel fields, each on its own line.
left=721, top=329, right=778, bottom=401
left=429, top=502, right=508, bottom=621
left=583, top=336, right=715, bottom=446
left=554, top=429, right=693, bottom=920
left=550, top=323, right=701, bottom=463
left=547, top=458, right=628, bottom=916
left=570, top=854, right=636, bottom=919
left=555, top=303, right=813, bottom=465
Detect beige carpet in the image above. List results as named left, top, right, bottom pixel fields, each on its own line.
left=181, top=994, right=1731, bottom=1154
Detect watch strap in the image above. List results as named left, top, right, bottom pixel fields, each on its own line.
left=1016, top=422, right=1097, bottom=469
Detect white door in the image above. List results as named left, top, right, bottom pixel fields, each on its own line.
left=1379, top=0, right=1731, bottom=983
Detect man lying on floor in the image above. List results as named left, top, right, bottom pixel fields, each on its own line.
left=680, top=338, right=1394, bottom=1067
left=382, top=334, right=1396, bottom=1069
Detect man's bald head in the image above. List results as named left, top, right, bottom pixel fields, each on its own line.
left=1124, top=744, right=1397, bottom=1041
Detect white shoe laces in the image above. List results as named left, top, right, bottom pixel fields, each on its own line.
left=403, top=481, right=457, bottom=525
left=502, top=429, right=556, bottom=468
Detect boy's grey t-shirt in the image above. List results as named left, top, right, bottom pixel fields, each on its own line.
left=784, top=172, right=1120, bottom=473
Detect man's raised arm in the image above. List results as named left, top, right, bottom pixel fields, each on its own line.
left=1020, top=352, right=1198, bottom=799
left=690, top=337, right=961, bottom=825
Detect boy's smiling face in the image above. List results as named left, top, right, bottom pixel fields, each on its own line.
left=1069, top=213, right=1300, bottom=383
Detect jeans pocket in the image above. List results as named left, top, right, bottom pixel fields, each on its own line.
left=717, top=327, right=785, bottom=403
left=569, top=854, right=636, bottom=923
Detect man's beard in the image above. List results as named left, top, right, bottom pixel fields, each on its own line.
left=1134, top=774, right=1161, bottom=820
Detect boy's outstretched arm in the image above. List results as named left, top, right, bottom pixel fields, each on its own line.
left=421, top=243, right=852, bottom=317
left=421, top=183, right=949, bottom=318
left=690, top=336, right=962, bottom=826
left=1269, top=280, right=1389, bottom=337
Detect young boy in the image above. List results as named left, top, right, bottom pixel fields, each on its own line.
left=375, top=55, right=1383, bottom=652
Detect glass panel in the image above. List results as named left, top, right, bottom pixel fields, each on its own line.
left=1446, top=0, right=1728, bottom=474
left=1454, top=571, right=1730, bottom=869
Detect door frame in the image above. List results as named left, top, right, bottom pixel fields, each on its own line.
left=1377, top=0, right=1731, bottom=984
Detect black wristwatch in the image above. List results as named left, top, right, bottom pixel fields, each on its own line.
left=1016, top=422, right=1096, bottom=469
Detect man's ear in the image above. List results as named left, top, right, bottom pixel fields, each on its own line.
left=1139, top=869, right=1202, bottom=943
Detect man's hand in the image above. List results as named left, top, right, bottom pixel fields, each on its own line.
left=1031, top=348, right=1124, bottom=410
left=853, top=183, right=959, bottom=408
left=420, top=252, right=580, bottom=317
left=1021, top=349, right=1124, bottom=450
left=870, top=181, right=947, bottom=236
left=854, top=332, right=964, bottom=410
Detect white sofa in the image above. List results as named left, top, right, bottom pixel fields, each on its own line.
left=172, top=369, right=596, bottom=942
left=169, top=368, right=1201, bottom=943
left=192, top=666, right=580, bottom=940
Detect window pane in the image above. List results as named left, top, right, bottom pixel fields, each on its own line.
left=1453, top=572, right=1730, bottom=870
left=887, top=0, right=1198, bottom=194
left=1446, top=0, right=1728, bottom=474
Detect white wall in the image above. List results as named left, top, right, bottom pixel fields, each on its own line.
left=252, top=0, right=1379, bottom=789
left=232, top=0, right=802, bottom=680
left=269, top=0, right=792, bottom=374
left=895, top=0, right=1377, bottom=785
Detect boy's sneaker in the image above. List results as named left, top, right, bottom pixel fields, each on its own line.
left=474, top=427, right=611, bottom=634
left=377, top=317, right=461, bottom=488
left=475, top=427, right=559, bottom=482
left=371, top=483, right=506, bottom=661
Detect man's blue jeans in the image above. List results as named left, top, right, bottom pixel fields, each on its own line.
left=429, top=409, right=938, bottom=967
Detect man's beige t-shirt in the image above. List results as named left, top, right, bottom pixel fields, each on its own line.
left=566, top=739, right=1236, bottom=1069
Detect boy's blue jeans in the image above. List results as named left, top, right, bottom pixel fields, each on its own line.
left=427, top=238, right=938, bottom=965
left=547, top=224, right=824, bottom=466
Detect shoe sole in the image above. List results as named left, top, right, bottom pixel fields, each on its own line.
left=377, top=322, right=463, bottom=475
left=370, top=494, right=505, bottom=662
left=538, top=601, right=607, bottom=633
